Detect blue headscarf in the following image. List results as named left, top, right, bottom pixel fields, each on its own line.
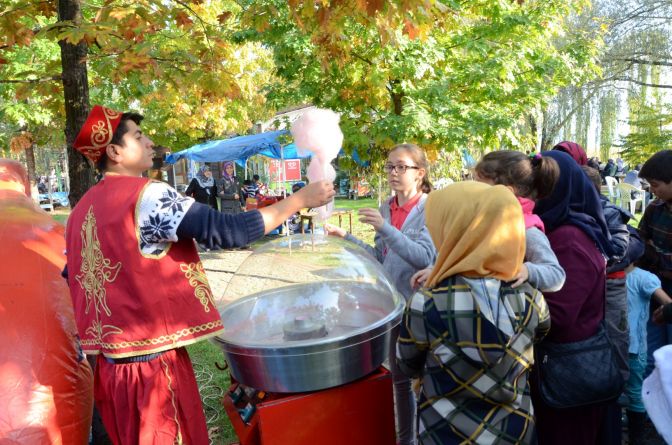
left=534, top=150, right=615, bottom=258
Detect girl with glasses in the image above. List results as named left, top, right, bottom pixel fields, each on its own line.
left=326, top=143, right=436, bottom=445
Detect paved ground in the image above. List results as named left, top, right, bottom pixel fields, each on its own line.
left=200, top=248, right=253, bottom=301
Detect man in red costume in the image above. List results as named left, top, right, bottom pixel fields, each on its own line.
left=65, top=105, right=334, bottom=444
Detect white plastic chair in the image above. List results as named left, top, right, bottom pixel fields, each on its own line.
left=618, top=182, right=645, bottom=214
left=604, top=176, right=620, bottom=204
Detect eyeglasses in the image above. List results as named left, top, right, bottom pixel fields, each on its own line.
left=383, top=164, right=420, bottom=174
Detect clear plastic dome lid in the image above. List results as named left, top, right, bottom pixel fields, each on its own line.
left=216, top=234, right=404, bottom=348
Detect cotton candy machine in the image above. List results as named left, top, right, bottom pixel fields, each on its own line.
left=213, top=234, right=404, bottom=394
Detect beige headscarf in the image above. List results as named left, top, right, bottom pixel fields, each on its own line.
left=424, top=181, right=526, bottom=289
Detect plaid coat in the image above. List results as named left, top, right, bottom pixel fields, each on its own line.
left=397, top=276, right=550, bottom=445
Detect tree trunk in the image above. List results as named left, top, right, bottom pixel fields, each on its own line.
left=24, top=143, right=37, bottom=187
left=389, top=79, right=404, bottom=115
left=58, top=0, right=93, bottom=208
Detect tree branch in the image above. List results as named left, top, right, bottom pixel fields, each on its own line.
left=0, top=75, right=61, bottom=84
left=613, top=77, right=672, bottom=89
left=0, top=1, right=51, bottom=18
left=613, top=57, right=672, bottom=67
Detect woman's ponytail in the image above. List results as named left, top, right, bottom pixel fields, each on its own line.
left=530, top=155, right=559, bottom=199
left=421, top=176, right=433, bottom=194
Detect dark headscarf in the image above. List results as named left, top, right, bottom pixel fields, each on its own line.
left=534, top=151, right=614, bottom=258
left=553, top=141, right=588, bottom=166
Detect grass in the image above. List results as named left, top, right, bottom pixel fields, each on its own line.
left=186, top=341, right=236, bottom=444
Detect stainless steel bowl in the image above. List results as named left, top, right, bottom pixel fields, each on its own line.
left=213, top=235, right=404, bottom=393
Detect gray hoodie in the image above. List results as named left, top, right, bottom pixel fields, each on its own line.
left=345, top=194, right=436, bottom=300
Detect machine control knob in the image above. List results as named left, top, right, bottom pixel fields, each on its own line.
left=238, top=403, right=256, bottom=423
left=229, top=385, right=244, bottom=404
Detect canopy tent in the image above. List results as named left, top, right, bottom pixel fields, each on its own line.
left=164, top=130, right=310, bottom=166
left=165, top=129, right=370, bottom=167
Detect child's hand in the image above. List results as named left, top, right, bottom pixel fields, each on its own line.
left=653, top=305, right=667, bottom=324
left=324, top=223, right=347, bottom=238
left=411, top=267, right=433, bottom=289
left=358, top=208, right=385, bottom=231
left=511, top=264, right=529, bottom=288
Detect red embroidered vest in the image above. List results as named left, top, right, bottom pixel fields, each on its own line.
left=66, top=175, right=223, bottom=358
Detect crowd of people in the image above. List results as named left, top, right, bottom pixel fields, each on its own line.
left=327, top=142, right=672, bottom=445
left=51, top=103, right=672, bottom=444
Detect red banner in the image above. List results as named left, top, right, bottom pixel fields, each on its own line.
left=269, top=159, right=302, bottom=182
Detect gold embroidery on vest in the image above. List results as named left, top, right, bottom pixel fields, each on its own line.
left=75, top=206, right=123, bottom=343
left=179, top=262, right=215, bottom=312
left=79, top=320, right=223, bottom=349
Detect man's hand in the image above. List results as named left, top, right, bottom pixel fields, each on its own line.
left=411, top=267, right=433, bottom=289
left=234, top=193, right=239, bottom=200
left=511, top=263, right=529, bottom=288
left=358, top=208, right=385, bottom=231
left=295, top=180, right=335, bottom=208
left=324, top=223, right=347, bottom=238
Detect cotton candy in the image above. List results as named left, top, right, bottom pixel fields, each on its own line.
left=291, top=108, right=343, bottom=220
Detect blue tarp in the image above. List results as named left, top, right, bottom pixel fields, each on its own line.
left=164, top=130, right=311, bottom=165
left=164, top=128, right=370, bottom=169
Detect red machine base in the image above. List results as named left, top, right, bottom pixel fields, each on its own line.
left=223, top=367, right=396, bottom=445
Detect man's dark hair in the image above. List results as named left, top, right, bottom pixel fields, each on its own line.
left=639, top=150, right=672, bottom=183
left=96, top=112, right=144, bottom=171
left=253, top=174, right=260, bottom=181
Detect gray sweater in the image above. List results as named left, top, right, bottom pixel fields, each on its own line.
left=345, top=194, right=436, bottom=300
left=525, top=227, right=566, bottom=292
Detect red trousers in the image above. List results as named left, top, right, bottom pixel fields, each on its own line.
left=94, top=348, right=209, bottom=445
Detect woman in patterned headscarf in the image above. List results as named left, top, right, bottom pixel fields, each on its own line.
left=185, top=165, right=218, bottom=210
left=397, top=181, right=550, bottom=445
left=219, top=161, right=242, bottom=214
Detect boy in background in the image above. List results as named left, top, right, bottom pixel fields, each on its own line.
left=638, top=150, right=672, bottom=375
left=624, top=258, right=672, bottom=444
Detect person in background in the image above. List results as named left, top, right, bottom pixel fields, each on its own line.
left=287, top=181, right=307, bottom=234
left=65, top=105, right=335, bottom=444
left=253, top=174, right=269, bottom=196
left=219, top=161, right=242, bottom=214
left=185, top=165, right=218, bottom=210
left=625, top=164, right=644, bottom=189
left=326, top=143, right=436, bottom=445
left=241, top=178, right=258, bottom=200
left=397, top=181, right=550, bottom=445
left=553, top=140, right=588, bottom=166
left=637, top=150, right=672, bottom=378
left=38, top=176, right=48, bottom=194
left=625, top=255, right=672, bottom=445
left=588, top=157, right=602, bottom=172
left=624, top=163, right=649, bottom=203
left=603, top=158, right=618, bottom=178
left=531, top=150, right=616, bottom=445
left=617, top=158, right=626, bottom=175
left=583, top=163, right=649, bottom=445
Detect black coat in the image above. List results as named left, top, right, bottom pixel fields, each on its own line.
left=185, top=178, right=218, bottom=210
